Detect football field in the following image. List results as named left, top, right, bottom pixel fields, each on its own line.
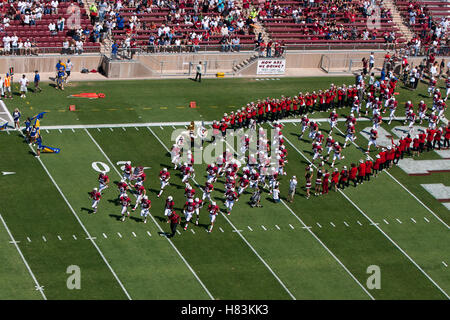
left=0, top=77, right=449, bottom=300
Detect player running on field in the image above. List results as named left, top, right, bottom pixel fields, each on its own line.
left=183, top=198, right=196, bottom=230
left=157, top=167, right=170, bottom=197
left=120, top=194, right=131, bottom=222
left=140, top=195, right=151, bottom=223
left=367, top=128, right=378, bottom=153
left=98, top=172, right=109, bottom=193
left=207, top=201, right=219, bottom=233
left=132, top=183, right=146, bottom=211
left=194, top=197, right=203, bottom=225
left=89, top=187, right=101, bottom=213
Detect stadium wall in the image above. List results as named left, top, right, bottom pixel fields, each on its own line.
left=0, top=51, right=435, bottom=79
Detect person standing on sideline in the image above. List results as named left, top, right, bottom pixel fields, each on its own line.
left=34, top=70, right=42, bottom=93
left=65, top=59, right=73, bottom=83
left=13, top=108, right=20, bottom=130
left=4, top=73, right=12, bottom=99
left=166, top=210, right=180, bottom=238
left=287, top=175, right=297, bottom=202
left=19, top=74, right=28, bottom=98
left=195, top=61, right=202, bottom=82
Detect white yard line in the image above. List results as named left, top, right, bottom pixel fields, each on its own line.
left=85, top=128, right=214, bottom=300
left=289, top=224, right=295, bottom=229
left=0, top=213, right=47, bottom=300
left=283, top=132, right=450, bottom=299
left=10, top=116, right=408, bottom=132
left=3, top=100, right=133, bottom=298
left=334, top=126, right=449, bottom=230
left=31, top=145, right=132, bottom=300
left=261, top=225, right=267, bottom=231
left=148, top=126, right=296, bottom=300
left=248, top=226, right=253, bottom=231
left=279, top=199, right=374, bottom=300
left=147, top=231, right=151, bottom=237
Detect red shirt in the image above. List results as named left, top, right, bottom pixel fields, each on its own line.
left=365, top=161, right=372, bottom=174
left=349, top=167, right=358, bottom=179
left=169, top=212, right=180, bottom=224
left=331, top=171, right=339, bottom=183
left=357, top=163, right=366, bottom=177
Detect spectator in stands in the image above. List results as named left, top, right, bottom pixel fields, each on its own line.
left=17, top=38, right=23, bottom=55
left=23, top=11, right=31, bottom=26
left=57, top=17, right=65, bottom=32
left=89, top=3, right=98, bottom=24
left=75, top=39, right=84, bottom=54
left=116, top=15, right=125, bottom=30
left=49, top=21, right=57, bottom=36
left=24, top=39, right=32, bottom=56
left=62, top=38, right=70, bottom=54
left=231, top=37, right=240, bottom=52
left=111, top=40, right=119, bottom=59
left=2, top=34, right=11, bottom=55
left=11, top=33, right=18, bottom=55
left=3, top=15, right=10, bottom=28
left=51, top=0, right=59, bottom=15
left=31, top=38, right=39, bottom=55
left=266, top=40, right=272, bottom=57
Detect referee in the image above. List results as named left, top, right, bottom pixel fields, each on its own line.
left=166, top=210, right=180, bottom=238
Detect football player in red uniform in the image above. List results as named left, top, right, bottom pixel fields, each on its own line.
left=123, top=161, right=132, bottom=181
left=194, top=197, right=203, bottom=225
left=367, top=128, right=378, bottom=153
left=98, top=172, right=109, bottom=193
left=164, top=196, right=175, bottom=216
left=207, top=201, right=220, bottom=233
left=225, top=189, right=238, bottom=215
left=140, top=195, right=151, bottom=224
left=183, top=199, right=196, bottom=230
left=120, top=194, right=131, bottom=222
left=157, top=168, right=171, bottom=197
left=89, top=187, right=101, bottom=213
left=132, top=183, right=146, bottom=211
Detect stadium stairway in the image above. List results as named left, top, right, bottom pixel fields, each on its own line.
left=232, top=52, right=260, bottom=73
left=384, top=0, right=414, bottom=42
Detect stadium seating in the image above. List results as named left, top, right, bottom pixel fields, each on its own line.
left=0, top=1, right=101, bottom=53
left=256, top=0, right=406, bottom=48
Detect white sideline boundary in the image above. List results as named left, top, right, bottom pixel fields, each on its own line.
left=0, top=213, right=47, bottom=300
left=2, top=116, right=409, bottom=132
left=333, top=125, right=449, bottom=230
left=147, top=126, right=296, bottom=300
left=0, top=101, right=132, bottom=300
left=83, top=128, right=215, bottom=300
left=283, top=130, right=450, bottom=299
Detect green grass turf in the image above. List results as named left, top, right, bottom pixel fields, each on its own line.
left=0, top=133, right=129, bottom=299
left=279, top=122, right=449, bottom=298
left=1, top=76, right=449, bottom=299
left=0, top=213, right=43, bottom=299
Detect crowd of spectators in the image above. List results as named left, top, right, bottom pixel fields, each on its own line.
left=400, top=1, right=449, bottom=56
left=256, top=0, right=398, bottom=44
